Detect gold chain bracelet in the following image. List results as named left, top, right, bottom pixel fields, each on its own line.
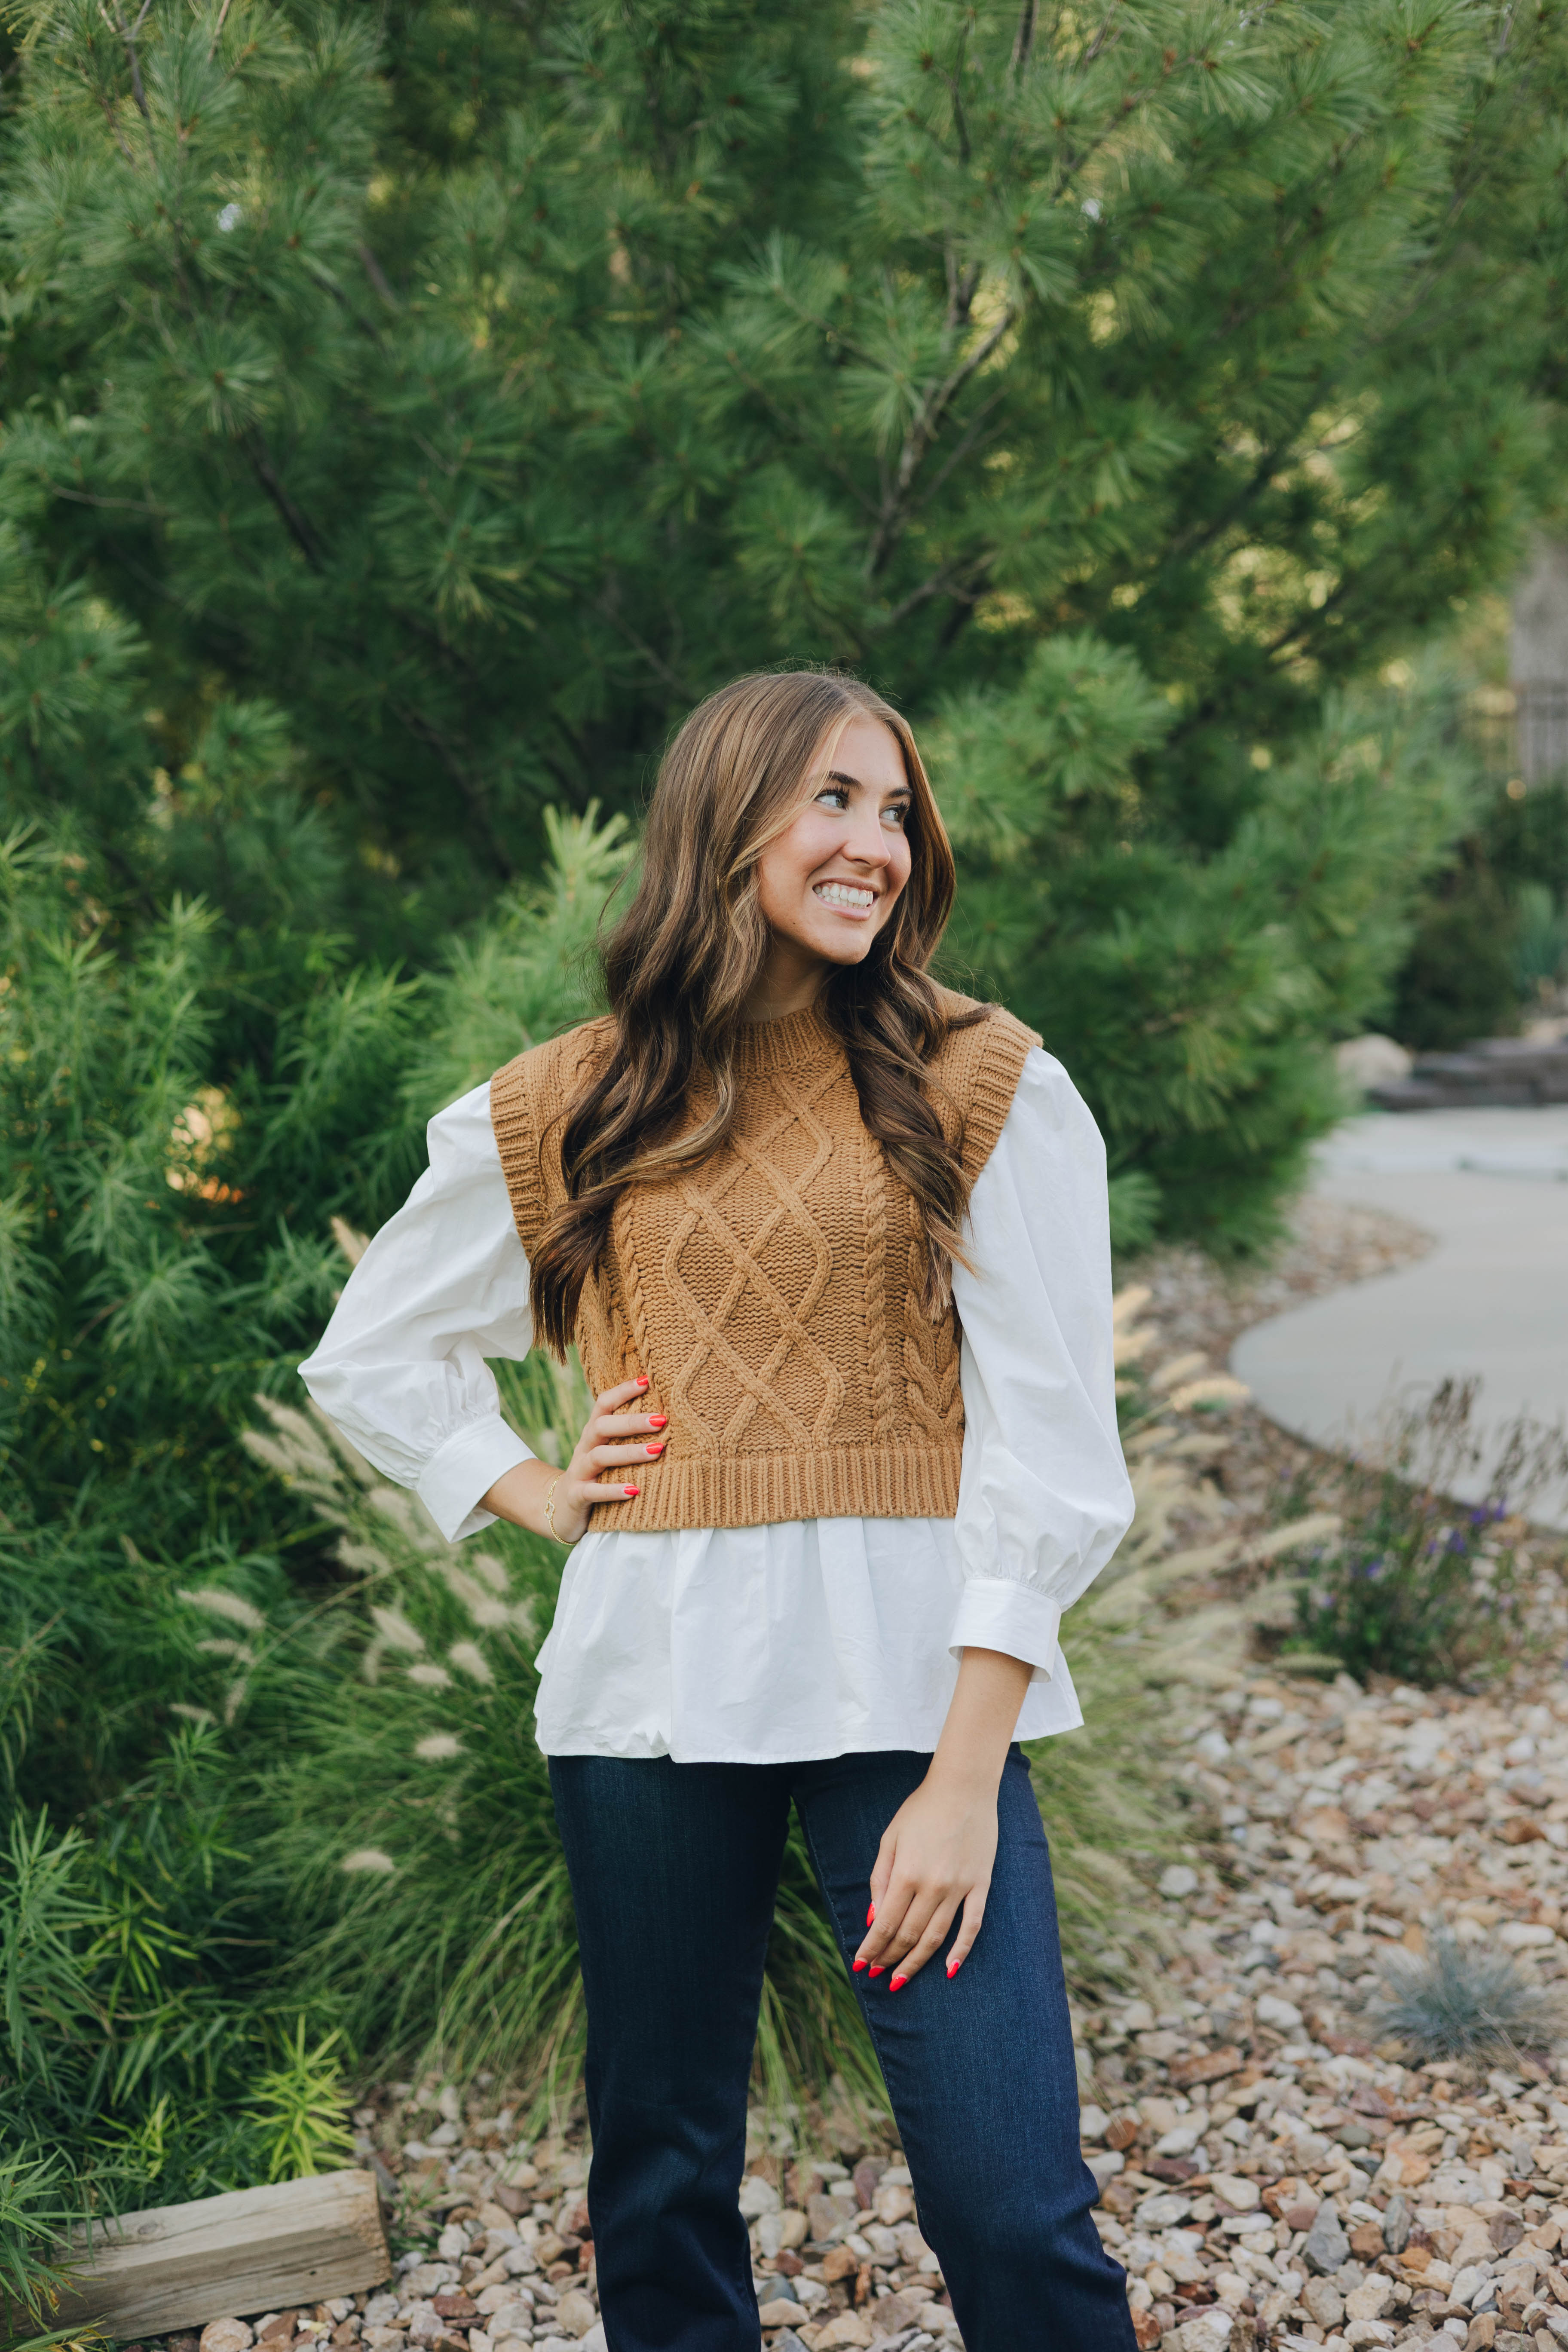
left=542, top=1473, right=578, bottom=1550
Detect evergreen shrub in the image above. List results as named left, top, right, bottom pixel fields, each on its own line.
left=1392, top=777, right=1568, bottom=1048
left=7, top=0, right=1568, bottom=1238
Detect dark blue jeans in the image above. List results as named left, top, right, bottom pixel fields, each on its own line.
left=548, top=1745, right=1135, bottom=2352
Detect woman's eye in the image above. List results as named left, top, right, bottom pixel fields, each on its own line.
left=884, top=802, right=910, bottom=828
left=816, top=787, right=849, bottom=810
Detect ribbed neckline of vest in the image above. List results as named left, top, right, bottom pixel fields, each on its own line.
left=730, top=1001, right=842, bottom=1075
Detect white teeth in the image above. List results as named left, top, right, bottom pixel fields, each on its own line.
left=814, top=882, right=875, bottom=909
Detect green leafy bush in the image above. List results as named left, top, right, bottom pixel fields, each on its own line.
left=0, top=1732, right=355, bottom=2310
left=1515, top=882, right=1568, bottom=1000
left=1390, top=853, right=1527, bottom=1052
left=936, top=658, right=1474, bottom=1250
left=1291, top=1491, right=1522, bottom=1687
left=1393, top=775, right=1568, bottom=1047
left=0, top=813, right=618, bottom=2318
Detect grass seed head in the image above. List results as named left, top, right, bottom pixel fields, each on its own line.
left=366, top=1485, right=444, bottom=1552
left=243, top=1399, right=346, bottom=1492
left=337, top=1536, right=395, bottom=1579
left=370, top=1604, right=424, bottom=1654
left=443, top=1564, right=509, bottom=1624
left=448, top=1641, right=493, bottom=1684
left=341, top=1847, right=397, bottom=1874
left=177, top=1584, right=265, bottom=1632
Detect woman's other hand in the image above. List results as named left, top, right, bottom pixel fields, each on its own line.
left=851, top=1646, right=1032, bottom=1988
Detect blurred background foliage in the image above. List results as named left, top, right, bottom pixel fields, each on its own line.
left=6, top=0, right=1568, bottom=2313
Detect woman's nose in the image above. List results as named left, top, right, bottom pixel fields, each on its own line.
left=844, top=814, right=892, bottom=867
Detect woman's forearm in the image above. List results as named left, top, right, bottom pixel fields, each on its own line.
left=930, top=1646, right=1035, bottom=1791
left=480, top=1458, right=565, bottom=1542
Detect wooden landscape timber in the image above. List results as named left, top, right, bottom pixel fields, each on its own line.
left=45, top=2168, right=390, bottom=2340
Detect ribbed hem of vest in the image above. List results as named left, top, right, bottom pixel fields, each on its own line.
left=590, top=1444, right=960, bottom=1531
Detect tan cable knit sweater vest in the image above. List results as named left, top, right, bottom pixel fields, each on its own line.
left=489, top=992, right=1039, bottom=1531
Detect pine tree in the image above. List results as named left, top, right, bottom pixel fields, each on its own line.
left=4, top=0, right=1566, bottom=1234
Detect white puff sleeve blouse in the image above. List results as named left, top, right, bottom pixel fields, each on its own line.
left=298, top=1046, right=1133, bottom=1761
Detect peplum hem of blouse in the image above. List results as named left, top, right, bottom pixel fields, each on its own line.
left=531, top=1516, right=1087, bottom=1761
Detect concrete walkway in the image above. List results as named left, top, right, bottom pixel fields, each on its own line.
left=1230, top=1107, right=1568, bottom=1529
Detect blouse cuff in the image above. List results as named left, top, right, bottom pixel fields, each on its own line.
left=948, top=1580, right=1063, bottom=1683
left=416, top=1417, right=535, bottom=1544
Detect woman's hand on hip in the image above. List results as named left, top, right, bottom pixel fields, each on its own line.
left=548, top=1375, right=667, bottom=1543
left=851, top=1644, right=1034, bottom=1988
left=479, top=1374, right=666, bottom=1544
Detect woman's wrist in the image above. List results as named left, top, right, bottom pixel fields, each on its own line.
left=925, top=1743, right=1008, bottom=1797
left=480, top=1456, right=558, bottom=1540
left=929, top=1645, right=1033, bottom=1792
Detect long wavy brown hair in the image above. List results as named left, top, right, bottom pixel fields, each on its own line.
left=529, top=669, right=988, bottom=1358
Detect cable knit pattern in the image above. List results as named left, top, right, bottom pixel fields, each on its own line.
left=488, top=992, right=1039, bottom=1531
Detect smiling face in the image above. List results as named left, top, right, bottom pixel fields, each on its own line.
left=746, top=714, right=914, bottom=1018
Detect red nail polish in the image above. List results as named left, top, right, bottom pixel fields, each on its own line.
left=646, top=1442, right=664, bottom=1456
left=635, top=1376, right=649, bottom=1389
left=852, top=1958, right=867, bottom=1973
left=623, top=1484, right=640, bottom=1497
left=868, top=1964, right=885, bottom=1978
left=890, top=1973, right=907, bottom=1991
left=867, top=1902, right=876, bottom=1926
left=946, top=1959, right=961, bottom=1978
left=648, top=1415, right=668, bottom=1429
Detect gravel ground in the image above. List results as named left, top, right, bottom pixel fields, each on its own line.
left=139, top=1197, right=1568, bottom=2352
left=168, top=2117, right=964, bottom=2352
left=1082, top=1660, right=1568, bottom=2352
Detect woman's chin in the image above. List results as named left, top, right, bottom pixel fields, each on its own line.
left=799, top=917, right=880, bottom=968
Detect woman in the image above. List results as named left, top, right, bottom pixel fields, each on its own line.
left=301, top=669, right=1137, bottom=2352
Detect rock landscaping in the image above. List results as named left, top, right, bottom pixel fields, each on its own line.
left=125, top=2113, right=967, bottom=2352
left=1081, top=1657, right=1568, bottom=2351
